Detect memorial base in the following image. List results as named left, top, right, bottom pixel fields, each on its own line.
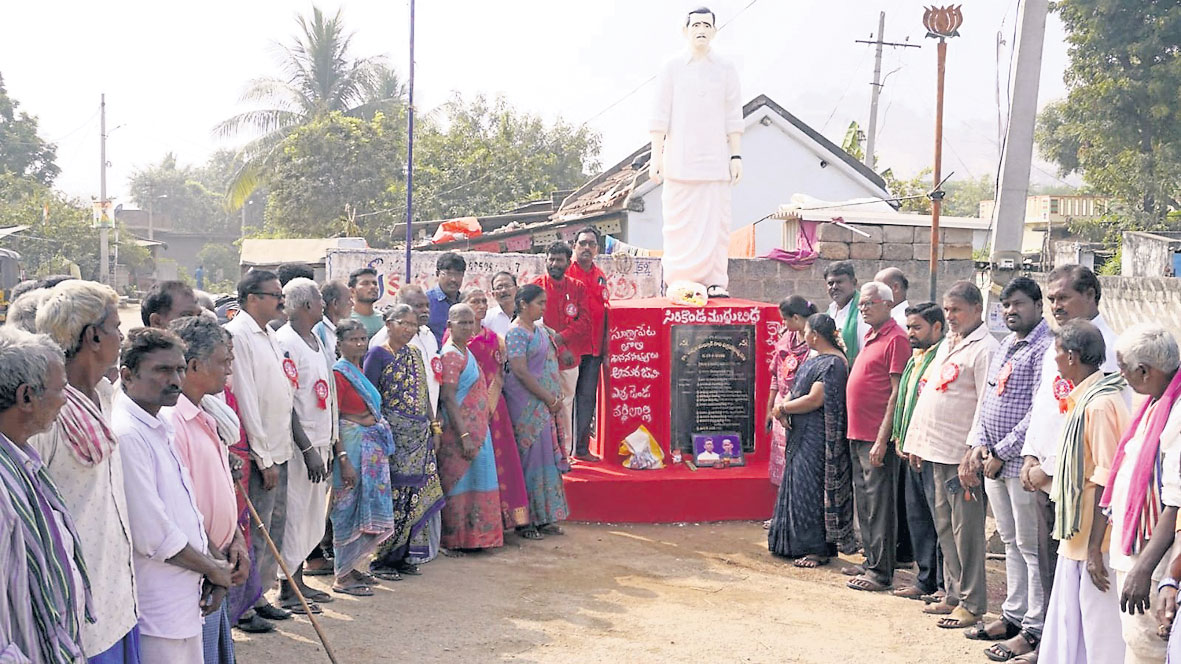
left=564, top=460, right=777, bottom=523
left=563, top=297, right=781, bottom=524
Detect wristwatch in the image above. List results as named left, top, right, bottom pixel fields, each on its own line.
left=1159, top=576, right=1179, bottom=593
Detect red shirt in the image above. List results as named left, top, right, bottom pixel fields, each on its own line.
left=846, top=319, right=910, bottom=442
left=566, top=261, right=608, bottom=357
left=532, top=273, right=591, bottom=367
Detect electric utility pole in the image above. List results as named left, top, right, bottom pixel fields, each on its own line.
left=856, top=12, right=919, bottom=169
left=99, top=94, right=109, bottom=285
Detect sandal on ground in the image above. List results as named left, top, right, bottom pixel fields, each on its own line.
left=985, top=630, right=1038, bottom=662
left=936, top=606, right=980, bottom=628
left=923, top=599, right=955, bottom=615
left=331, top=582, right=374, bottom=597
left=368, top=567, right=403, bottom=582
left=847, top=575, right=891, bottom=592
left=920, top=591, right=946, bottom=604
left=298, top=588, right=333, bottom=603
left=792, top=555, right=829, bottom=568
left=840, top=564, right=865, bottom=577
left=538, top=524, right=564, bottom=536
left=1011, top=652, right=1038, bottom=664
left=393, top=561, right=421, bottom=576
left=355, top=571, right=382, bottom=586
left=280, top=600, right=322, bottom=615
left=965, top=618, right=1021, bottom=641
left=234, top=614, right=275, bottom=633
left=517, top=526, right=544, bottom=540
left=891, top=585, right=928, bottom=600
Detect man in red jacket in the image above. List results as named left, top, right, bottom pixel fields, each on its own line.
left=533, top=241, right=590, bottom=456
left=566, top=227, right=608, bottom=462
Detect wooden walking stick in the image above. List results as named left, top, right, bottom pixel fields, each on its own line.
left=238, top=479, right=341, bottom=664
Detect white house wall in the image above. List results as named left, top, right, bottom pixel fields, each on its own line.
left=626, top=109, right=894, bottom=255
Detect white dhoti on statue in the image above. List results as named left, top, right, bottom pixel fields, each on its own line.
left=661, top=178, right=732, bottom=289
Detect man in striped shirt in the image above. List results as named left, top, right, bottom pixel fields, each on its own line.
left=963, top=277, right=1051, bottom=660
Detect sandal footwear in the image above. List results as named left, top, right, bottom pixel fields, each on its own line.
left=792, top=555, right=829, bottom=569
left=280, top=600, right=322, bottom=615
left=331, top=582, right=374, bottom=597
left=517, top=526, right=544, bottom=540
left=840, top=564, right=865, bottom=577
left=299, top=588, right=333, bottom=603
left=356, top=571, right=382, bottom=586
left=393, top=561, right=421, bottom=576
left=936, top=607, right=980, bottom=628
left=891, top=585, right=928, bottom=600
left=538, top=524, right=564, bottom=536
left=984, top=630, right=1039, bottom=662
left=846, top=575, right=891, bottom=592
left=922, top=600, right=955, bottom=616
left=368, top=567, right=403, bottom=582
left=965, top=618, right=1021, bottom=641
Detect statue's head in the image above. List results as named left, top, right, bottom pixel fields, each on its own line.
left=683, top=7, right=717, bottom=52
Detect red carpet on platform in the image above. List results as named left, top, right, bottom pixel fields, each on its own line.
left=563, top=459, right=777, bottom=523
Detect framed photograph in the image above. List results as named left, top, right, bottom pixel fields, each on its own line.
left=692, top=432, right=744, bottom=467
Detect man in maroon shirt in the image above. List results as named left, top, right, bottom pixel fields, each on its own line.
left=845, top=281, right=910, bottom=593
left=533, top=241, right=591, bottom=455
left=566, top=227, right=609, bottom=462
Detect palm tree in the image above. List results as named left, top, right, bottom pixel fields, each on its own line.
left=216, top=6, right=406, bottom=209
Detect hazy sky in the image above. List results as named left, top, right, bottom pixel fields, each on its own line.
left=2, top=0, right=1072, bottom=206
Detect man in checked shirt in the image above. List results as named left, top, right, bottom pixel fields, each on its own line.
left=960, top=277, right=1052, bottom=661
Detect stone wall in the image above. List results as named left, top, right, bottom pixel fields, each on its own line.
left=1123, top=231, right=1181, bottom=278
left=1096, top=276, right=1181, bottom=338
left=727, top=222, right=978, bottom=305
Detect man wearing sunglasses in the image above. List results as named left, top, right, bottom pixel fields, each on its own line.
left=225, top=269, right=298, bottom=628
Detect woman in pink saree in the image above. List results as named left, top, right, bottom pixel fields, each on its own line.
left=766, top=296, right=816, bottom=487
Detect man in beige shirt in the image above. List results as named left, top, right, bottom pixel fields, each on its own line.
left=905, top=281, right=999, bottom=627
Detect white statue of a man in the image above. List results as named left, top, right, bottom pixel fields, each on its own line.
left=649, top=6, right=744, bottom=299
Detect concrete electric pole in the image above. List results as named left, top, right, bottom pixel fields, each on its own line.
left=856, top=12, right=919, bottom=170
left=985, top=0, right=1049, bottom=331
left=99, top=94, right=109, bottom=285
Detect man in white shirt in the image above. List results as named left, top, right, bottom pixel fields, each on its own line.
left=1018, top=265, right=1123, bottom=658
left=224, top=269, right=297, bottom=625
left=484, top=271, right=518, bottom=338
left=875, top=267, right=911, bottom=328
left=113, top=328, right=232, bottom=664
left=275, top=278, right=334, bottom=612
left=1107, top=324, right=1181, bottom=663
left=825, top=261, right=871, bottom=361
left=649, top=7, right=744, bottom=298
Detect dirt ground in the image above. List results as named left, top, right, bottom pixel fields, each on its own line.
left=114, top=306, right=1008, bottom=663
left=232, top=522, right=1010, bottom=664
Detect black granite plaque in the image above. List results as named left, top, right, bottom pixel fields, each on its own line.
left=670, top=324, right=756, bottom=454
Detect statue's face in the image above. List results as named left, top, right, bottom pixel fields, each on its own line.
left=683, top=11, right=716, bottom=50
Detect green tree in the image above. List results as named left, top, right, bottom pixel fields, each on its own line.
left=216, top=6, right=397, bottom=208
left=128, top=153, right=232, bottom=234
left=1036, top=0, right=1181, bottom=225
left=880, top=168, right=933, bottom=214
left=0, top=73, right=58, bottom=186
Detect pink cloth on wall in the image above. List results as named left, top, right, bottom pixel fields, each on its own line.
left=760, top=220, right=818, bottom=269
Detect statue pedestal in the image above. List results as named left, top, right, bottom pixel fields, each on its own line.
left=563, top=297, right=780, bottom=523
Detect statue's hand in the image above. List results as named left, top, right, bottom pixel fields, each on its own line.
left=730, top=158, right=743, bottom=185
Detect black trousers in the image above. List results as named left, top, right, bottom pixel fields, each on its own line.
left=573, top=354, right=602, bottom=455
left=903, top=461, right=944, bottom=593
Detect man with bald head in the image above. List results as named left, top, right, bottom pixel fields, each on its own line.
left=875, top=267, right=911, bottom=327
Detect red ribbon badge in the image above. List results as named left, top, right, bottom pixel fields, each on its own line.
left=565, top=302, right=578, bottom=317
left=1053, top=375, right=1075, bottom=413
left=313, top=379, right=329, bottom=410
left=995, top=360, right=1014, bottom=396
left=917, top=378, right=928, bottom=395
left=935, top=362, right=960, bottom=392
left=282, top=357, right=299, bottom=389
left=783, top=354, right=799, bottom=373
left=430, top=356, right=444, bottom=383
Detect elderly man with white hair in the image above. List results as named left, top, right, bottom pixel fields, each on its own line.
left=845, top=280, right=911, bottom=593
left=29, top=280, right=142, bottom=662
left=0, top=327, right=92, bottom=663
left=1097, top=323, right=1181, bottom=664
left=275, top=277, right=335, bottom=612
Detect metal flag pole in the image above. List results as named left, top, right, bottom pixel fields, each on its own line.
left=403, top=0, right=416, bottom=284
left=922, top=5, right=963, bottom=300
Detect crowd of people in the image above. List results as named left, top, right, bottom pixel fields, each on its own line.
left=0, top=228, right=612, bottom=663
left=766, top=259, right=1181, bottom=663
left=7, top=232, right=1181, bottom=663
